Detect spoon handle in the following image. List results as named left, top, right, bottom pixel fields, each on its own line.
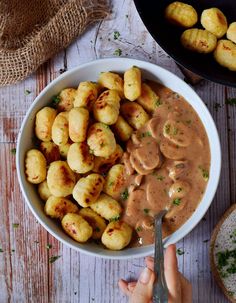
left=153, top=211, right=169, bottom=303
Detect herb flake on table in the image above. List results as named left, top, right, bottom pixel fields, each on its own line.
left=12, top=223, right=19, bottom=228
left=11, top=148, right=16, bottom=155
left=46, top=244, right=52, bottom=250
left=113, top=48, right=122, bottom=56
left=0, top=248, right=3, bottom=253
left=49, top=255, right=61, bottom=263
left=226, top=98, right=236, bottom=105
left=121, top=188, right=129, bottom=200
left=173, top=198, right=181, bottom=206
left=113, top=31, right=120, bottom=40
left=24, top=89, right=31, bottom=95
left=177, top=248, right=185, bottom=255
left=214, top=102, right=221, bottom=112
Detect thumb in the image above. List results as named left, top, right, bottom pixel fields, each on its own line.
left=129, top=267, right=155, bottom=303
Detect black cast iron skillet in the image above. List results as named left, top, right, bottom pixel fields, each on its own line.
left=134, top=0, right=236, bottom=87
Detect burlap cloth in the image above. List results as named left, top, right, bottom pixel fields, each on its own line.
left=0, top=0, right=108, bottom=86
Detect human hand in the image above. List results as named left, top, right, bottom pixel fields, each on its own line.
left=118, top=244, right=192, bottom=303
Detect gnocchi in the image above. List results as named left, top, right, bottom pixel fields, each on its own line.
left=137, top=83, right=160, bottom=113
left=35, top=107, right=57, bottom=142
left=90, top=193, right=122, bottom=221
left=47, top=161, right=76, bottom=197
left=59, top=142, right=71, bottom=158
left=25, top=149, right=47, bottom=184
left=181, top=29, right=217, bottom=53
left=124, top=66, right=142, bottom=101
left=38, top=180, right=52, bottom=201
left=79, top=208, right=106, bottom=239
left=57, top=88, right=76, bottom=112
left=214, top=40, right=236, bottom=71
left=227, top=22, right=236, bottom=44
left=98, top=72, right=124, bottom=98
left=62, top=213, right=93, bottom=243
left=101, top=221, right=132, bottom=250
left=112, top=115, right=133, bottom=142
left=45, top=196, right=78, bottom=220
left=120, top=102, right=149, bottom=130
left=93, top=144, right=123, bottom=174
left=201, top=8, right=227, bottom=39
left=67, top=142, right=94, bottom=174
left=73, top=81, right=98, bottom=110
left=39, top=141, right=60, bottom=164
left=103, top=164, right=126, bottom=199
left=69, top=107, right=89, bottom=142
left=93, top=90, right=120, bottom=125
left=72, top=173, right=104, bottom=207
left=87, top=123, right=116, bottom=158
left=165, top=1, right=198, bottom=28
left=51, top=112, right=69, bottom=146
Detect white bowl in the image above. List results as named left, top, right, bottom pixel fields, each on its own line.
left=16, top=58, right=221, bottom=259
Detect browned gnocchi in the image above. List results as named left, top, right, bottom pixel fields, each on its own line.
left=25, top=149, right=47, bottom=184
left=124, top=66, right=142, bottom=101
left=214, top=40, right=236, bottom=71
left=201, top=8, right=228, bottom=39
left=72, top=173, right=104, bottom=207
left=35, top=107, right=57, bottom=142
left=87, top=123, right=116, bottom=157
left=57, top=88, right=76, bottom=112
left=45, top=196, right=79, bottom=220
left=73, top=81, right=98, bottom=110
left=98, top=72, right=124, bottom=98
left=69, top=107, right=89, bottom=142
left=79, top=208, right=106, bottom=239
left=67, top=142, right=94, bottom=173
left=165, top=1, right=198, bottom=28
left=120, top=102, right=149, bottom=130
left=112, top=115, right=133, bottom=141
left=51, top=112, right=69, bottom=146
left=181, top=29, right=217, bottom=53
left=93, top=90, right=120, bottom=125
left=101, top=221, right=133, bottom=250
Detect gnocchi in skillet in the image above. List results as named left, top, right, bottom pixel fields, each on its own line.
left=25, top=66, right=210, bottom=250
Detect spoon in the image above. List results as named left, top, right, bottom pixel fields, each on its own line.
left=152, top=209, right=169, bottom=303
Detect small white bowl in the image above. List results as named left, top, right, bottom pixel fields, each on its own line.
left=16, top=58, right=221, bottom=259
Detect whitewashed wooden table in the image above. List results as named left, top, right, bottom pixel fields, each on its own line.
left=0, top=1, right=235, bottom=302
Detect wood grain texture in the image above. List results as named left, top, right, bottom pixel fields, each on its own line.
left=0, top=0, right=235, bottom=302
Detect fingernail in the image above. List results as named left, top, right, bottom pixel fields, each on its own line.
left=139, top=267, right=151, bottom=284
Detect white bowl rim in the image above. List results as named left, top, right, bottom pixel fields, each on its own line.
left=16, top=57, right=221, bottom=260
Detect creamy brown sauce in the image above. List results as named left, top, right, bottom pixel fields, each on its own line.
left=118, top=81, right=210, bottom=247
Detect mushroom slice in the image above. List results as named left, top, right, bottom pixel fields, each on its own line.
left=169, top=181, right=190, bottom=199
left=147, top=117, right=160, bottom=139
left=163, top=120, right=192, bottom=147
left=135, top=140, right=160, bottom=170
left=167, top=161, right=189, bottom=181
left=130, top=151, right=153, bottom=175
left=160, top=138, right=187, bottom=160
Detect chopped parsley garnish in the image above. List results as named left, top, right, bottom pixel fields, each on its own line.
left=113, top=31, right=120, bottom=40
left=12, top=223, right=19, bottom=228
left=143, top=208, right=150, bottom=214
left=95, top=227, right=100, bottom=232
left=155, top=99, right=162, bottom=107
left=113, top=48, right=122, bottom=56
left=136, top=226, right=143, bottom=232
left=109, top=181, right=114, bottom=186
left=140, top=131, right=152, bottom=138
left=49, top=255, right=61, bottom=263
left=186, top=120, right=192, bottom=124
left=11, top=148, right=16, bottom=154
left=164, top=124, right=170, bottom=134
left=173, top=198, right=181, bottom=206
left=89, top=149, right=94, bottom=154
left=121, top=188, right=129, bottom=200
left=173, top=127, right=179, bottom=135
left=46, top=244, right=52, bottom=250
left=177, top=187, right=182, bottom=192
left=109, top=215, right=120, bottom=222
left=50, top=95, right=61, bottom=108
left=176, top=248, right=185, bottom=255
left=226, top=98, right=236, bottom=105
left=24, top=89, right=31, bottom=95
left=156, top=175, right=165, bottom=181
left=217, top=249, right=236, bottom=275
left=199, top=166, right=209, bottom=181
